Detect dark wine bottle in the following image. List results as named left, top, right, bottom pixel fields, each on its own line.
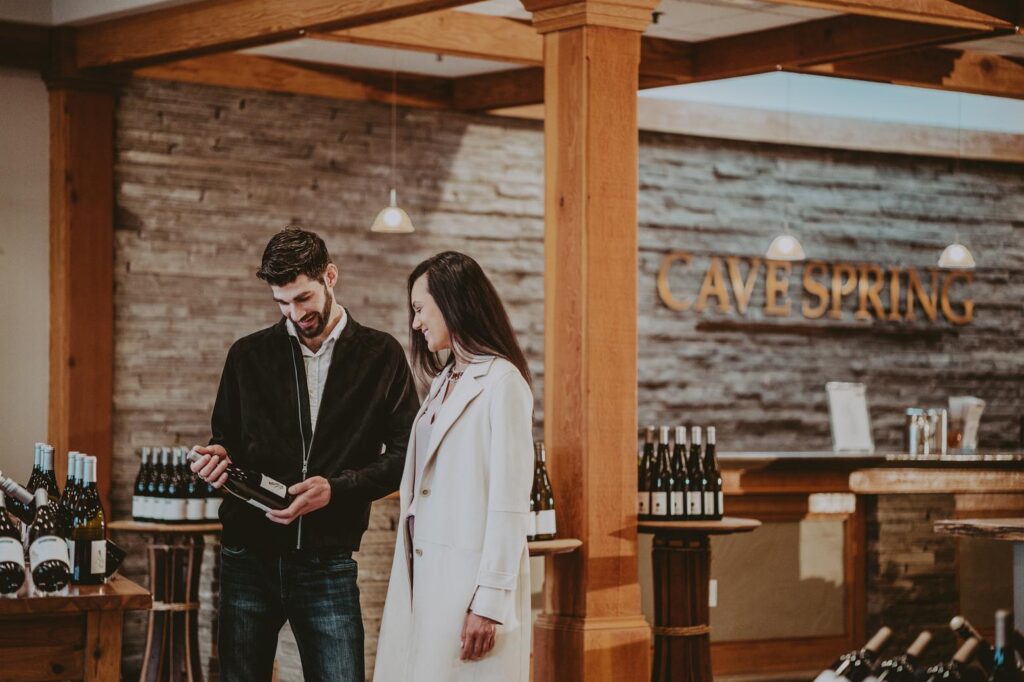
left=155, top=447, right=171, bottom=521
left=532, top=442, right=557, bottom=541
left=133, top=447, right=150, bottom=522
left=184, top=452, right=205, bottom=524
left=186, top=449, right=294, bottom=512
left=670, top=426, right=687, bottom=519
left=686, top=426, right=706, bottom=520
left=146, top=448, right=163, bottom=521
left=40, top=446, right=60, bottom=503
left=704, top=426, right=724, bottom=520
left=870, top=631, right=932, bottom=682
left=952, top=616, right=996, bottom=672
left=815, top=627, right=892, bottom=682
left=651, top=426, right=671, bottom=518
left=637, top=426, right=654, bottom=519
left=166, top=449, right=186, bottom=523
left=926, top=637, right=983, bottom=682
left=0, top=472, right=35, bottom=525
left=71, top=456, right=106, bottom=585
left=991, top=610, right=1021, bottom=682
left=205, top=477, right=222, bottom=521
left=57, top=451, right=79, bottom=535
left=0, top=492, right=26, bottom=595
left=28, top=488, right=71, bottom=593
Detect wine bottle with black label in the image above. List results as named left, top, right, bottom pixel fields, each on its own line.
left=990, top=610, right=1021, bottom=682
left=687, top=426, right=706, bottom=520
left=924, top=637, right=981, bottom=682
left=815, top=627, right=892, bottom=682
left=868, top=631, right=932, bottom=682
left=637, top=426, right=654, bottom=519
left=704, top=426, right=724, bottom=520
left=651, top=426, right=671, bottom=518
left=532, top=442, right=557, bottom=541
left=187, top=449, right=294, bottom=512
left=71, top=457, right=106, bottom=585
left=28, top=488, right=71, bottom=593
left=670, top=426, right=687, bottom=519
left=0, top=492, right=26, bottom=595
left=951, top=616, right=996, bottom=672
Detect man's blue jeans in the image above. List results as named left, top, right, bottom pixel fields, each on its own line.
left=218, top=544, right=365, bottom=682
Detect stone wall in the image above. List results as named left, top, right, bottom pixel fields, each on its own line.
left=112, top=78, right=1024, bottom=679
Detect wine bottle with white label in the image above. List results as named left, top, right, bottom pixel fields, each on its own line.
left=28, top=488, right=71, bottom=593
left=670, top=427, right=687, bottom=519
left=187, top=449, right=294, bottom=512
left=637, top=426, right=654, bottom=519
left=532, top=442, right=557, bottom=541
left=651, top=426, right=671, bottom=518
left=184, top=457, right=206, bottom=524
left=71, top=456, right=106, bottom=585
left=704, top=426, right=724, bottom=520
left=133, top=447, right=151, bottom=522
left=686, top=426, right=706, bottom=519
left=0, top=492, right=26, bottom=595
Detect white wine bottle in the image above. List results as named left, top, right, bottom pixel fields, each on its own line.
left=187, top=449, right=294, bottom=512
left=28, top=488, right=71, bottom=593
left=531, top=442, right=556, bottom=541
left=0, top=492, right=26, bottom=595
left=71, top=456, right=106, bottom=585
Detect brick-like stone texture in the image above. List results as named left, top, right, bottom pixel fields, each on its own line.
left=113, top=78, right=1024, bottom=679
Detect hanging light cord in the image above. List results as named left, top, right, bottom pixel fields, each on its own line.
left=390, top=64, right=397, bottom=195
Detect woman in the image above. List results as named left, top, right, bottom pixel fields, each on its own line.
left=374, top=251, right=534, bottom=682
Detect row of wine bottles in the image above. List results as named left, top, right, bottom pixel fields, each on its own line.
left=529, top=442, right=556, bottom=542
left=132, top=446, right=222, bottom=523
left=637, top=424, right=724, bottom=521
left=0, top=444, right=112, bottom=595
left=815, top=611, right=1024, bottom=682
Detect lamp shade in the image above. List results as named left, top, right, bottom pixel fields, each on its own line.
left=938, top=243, right=975, bottom=269
left=765, top=234, right=806, bottom=261
left=370, top=188, right=415, bottom=234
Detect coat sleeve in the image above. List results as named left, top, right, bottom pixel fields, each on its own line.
left=327, top=337, right=419, bottom=505
left=209, top=344, right=243, bottom=459
left=470, top=369, right=533, bottom=623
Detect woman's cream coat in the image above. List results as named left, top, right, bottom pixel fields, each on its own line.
left=373, top=357, right=533, bottom=681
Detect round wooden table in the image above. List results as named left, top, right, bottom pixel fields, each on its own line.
left=934, top=517, right=1024, bottom=632
left=109, top=520, right=222, bottom=682
left=638, top=517, right=761, bottom=682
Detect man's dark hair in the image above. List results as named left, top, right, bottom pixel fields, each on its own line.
left=256, top=227, right=332, bottom=286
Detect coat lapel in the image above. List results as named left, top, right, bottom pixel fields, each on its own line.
left=420, top=357, right=494, bottom=477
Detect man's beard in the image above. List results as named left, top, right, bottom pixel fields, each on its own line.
left=296, top=284, right=334, bottom=338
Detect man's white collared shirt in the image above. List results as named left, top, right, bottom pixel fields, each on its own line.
left=286, top=308, right=348, bottom=434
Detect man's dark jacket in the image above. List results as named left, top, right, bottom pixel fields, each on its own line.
left=209, top=314, right=419, bottom=552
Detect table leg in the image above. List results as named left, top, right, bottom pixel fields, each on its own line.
left=650, top=533, right=712, bottom=682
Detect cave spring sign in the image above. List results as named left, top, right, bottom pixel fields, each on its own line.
left=657, top=252, right=974, bottom=325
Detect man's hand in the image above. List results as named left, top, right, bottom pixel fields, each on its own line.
left=189, top=445, right=230, bottom=488
left=265, top=477, right=332, bottom=526
left=460, top=612, right=497, bottom=661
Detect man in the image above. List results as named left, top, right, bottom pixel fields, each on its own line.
left=191, top=227, right=419, bottom=681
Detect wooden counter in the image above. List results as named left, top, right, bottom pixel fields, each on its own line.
left=0, top=575, right=151, bottom=681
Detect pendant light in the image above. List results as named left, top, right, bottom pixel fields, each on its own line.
left=370, top=63, right=415, bottom=234
left=765, top=73, right=805, bottom=262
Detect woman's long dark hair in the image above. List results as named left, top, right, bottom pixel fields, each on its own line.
left=408, top=251, right=532, bottom=387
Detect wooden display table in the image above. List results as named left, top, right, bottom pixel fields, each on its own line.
left=638, top=517, right=762, bottom=682
left=528, top=538, right=582, bottom=557
left=109, top=521, right=222, bottom=682
left=0, top=575, right=151, bottom=681
left=934, top=518, right=1024, bottom=631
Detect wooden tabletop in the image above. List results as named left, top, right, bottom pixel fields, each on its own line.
left=0, top=575, right=152, bottom=616
left=934, top=518, right=1024, bottom=542
left=638, top=517, right=762, bottom=535
left=109, top=520, right=223, bottom=534
left=528, top=538, right=582, bottom=556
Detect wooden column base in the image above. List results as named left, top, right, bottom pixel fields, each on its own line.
left=533, top=614, right=651, bottom=682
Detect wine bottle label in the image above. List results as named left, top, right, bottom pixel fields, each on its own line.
left=205, top=497, right=222, bottom=519
left=687, top=492, right=703, bottom=516
left=651, top=492, right=668, bottom=516
left=536, top=509, right=556, bottom=535
left=90, top=540, right=106, bottom=575
left=186, top=499, right=205, bottom=521
left=0, top=537, right=25, bottom=567
left=247, top=498, right=273, bottom=513
left=171, top=499, right=188, bottom=521
left=30, top=536, right=71, bottom=569
left=637, top=493, right=650, bottom=515
left=528, top=511, right=538, bottom=538
left=704, top=492, right=715, bottom=516
left=717, top=492, right=724, bottom=516
left=132, top=496, right=143, bottom=518
left=260, top=475, right=288, bottom=499
left=670, top=492, right=685, bottom=516
left=68, top=539, right=75, bottom=566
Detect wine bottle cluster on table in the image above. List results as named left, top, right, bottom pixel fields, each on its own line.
left=814, top=612, right=1024, bottom=682
left=528, top=441, right=557, bottom=542
left=637, top=424, right=724, bottom=521
left=0, top=443, right=124, bottom=596
left=132, top=446, right=222, bottom=522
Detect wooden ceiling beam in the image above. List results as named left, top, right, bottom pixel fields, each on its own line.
left=313, top=10, right=541, bottom=64
left=806, top=48, right=1024, bottom=99
left=753, top=0, right=1018, bottom=30
left=0, top=21, right=51, bottom=70
left=134, top=52, right=452, bottom=109
left=452, top=66, right=544, bottom=111
left=76, top=0, right=480, bottom=69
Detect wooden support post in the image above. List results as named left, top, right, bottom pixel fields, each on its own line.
left=47, top=67, right=115, bottom=511
left=523, top=2, right=655, bottom=680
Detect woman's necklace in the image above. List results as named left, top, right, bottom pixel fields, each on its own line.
left=431, top=367, right=464, bottom=424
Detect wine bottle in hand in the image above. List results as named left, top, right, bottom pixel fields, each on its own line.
left=188, top=449, right=294, bottom=512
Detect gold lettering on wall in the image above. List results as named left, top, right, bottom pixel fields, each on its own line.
left=656, top=252, right=974, bottom=326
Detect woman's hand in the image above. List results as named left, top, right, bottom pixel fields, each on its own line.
left=460, top=612, right=497, bottom=661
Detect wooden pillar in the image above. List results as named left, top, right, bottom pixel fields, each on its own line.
left=523, top=2, right=655, bottom=680
left=46, top=44, right=115, bottom=511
